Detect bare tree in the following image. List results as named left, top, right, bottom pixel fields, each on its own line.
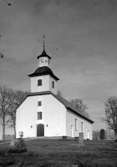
left=8, top=90, right=28, bottom=138
left=57, top=90, right=63, bottom=97
left=70, top=98, right=89, bottom=117
left=105, top=97, right=117, bottom=139
left=0, top=85, right=28, bottom=140
left=0, top=86, right=11, bottom=140
left=71, top=99, right=87, bottom=112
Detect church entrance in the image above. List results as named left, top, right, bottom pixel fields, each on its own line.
left=37, top=124, right=44, bottom=137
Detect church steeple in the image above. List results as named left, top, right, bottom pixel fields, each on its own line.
left=43, top=34, right=45, bottom=51
left=28, top=36, right=59, bottom=94
left=37, top=35, right=51, bottom=67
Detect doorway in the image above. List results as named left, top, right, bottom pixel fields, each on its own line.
left=37, top=124, right=44, bottom=136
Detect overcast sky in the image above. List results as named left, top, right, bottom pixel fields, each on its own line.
left=1, top=0, right=117, bottom=130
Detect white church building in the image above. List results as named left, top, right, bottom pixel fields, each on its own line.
left=16, top=45, right=94, bottom=139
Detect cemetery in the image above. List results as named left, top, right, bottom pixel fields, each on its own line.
left=0, top=136, right=117, bottom=167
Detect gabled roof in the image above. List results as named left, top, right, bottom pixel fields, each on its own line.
left=27, top=91, right=94, bottom=124
left=52, top=94, right=94, bottom=124
left=28, top=66, right=59, bottom=81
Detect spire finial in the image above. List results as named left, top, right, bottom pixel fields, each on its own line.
left=43, top=34, right=46, bottom=51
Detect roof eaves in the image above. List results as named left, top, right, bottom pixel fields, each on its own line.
left=28, top=73, right=59, bottom=81
left=37, top=54, right=51, bottom=59
left=52, top=93, right=94, bottom=124
left=27, top=91, right=51, bottom=97
left=16, top=91, right=94, bottom=124
left=67, top=106, right=94, bottom=124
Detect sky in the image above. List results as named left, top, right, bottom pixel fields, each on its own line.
left=0, top=0, right=117, bottom=130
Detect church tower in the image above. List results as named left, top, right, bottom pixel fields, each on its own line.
left=28, top=37, right=59, bottom=94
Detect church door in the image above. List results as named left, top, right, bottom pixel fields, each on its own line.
left=37, top=124, right=44, bottom=137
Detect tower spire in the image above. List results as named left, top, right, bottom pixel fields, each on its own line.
left=43, top=34, right=46, bottom=51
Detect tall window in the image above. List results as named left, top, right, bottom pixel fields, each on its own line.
left=38, top=101, right=42, bottom=106
left=75, top=118, right=77, bottom=131
left=37, top=112, right=42, bottom=120
left=81, top=122, right=83, bottom=132
left=37, top=79, right=42, bottom=86
left=52, top=81, right=54, bottom=88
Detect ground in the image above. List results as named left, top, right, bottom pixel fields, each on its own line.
left=0, top=138, right=117, bottom=167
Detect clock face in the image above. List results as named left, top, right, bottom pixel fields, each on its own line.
left=39, top=57, right=49, bottom=66
left=40, top=58, right=44, bottom=63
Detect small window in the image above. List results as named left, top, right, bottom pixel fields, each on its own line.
left=52, top=81, right=54, bottom=88
left=38, top=101, right=42, bottom=106
left=75, top=118, right=77, bottom=131
left=37, top=112, right=42, bottom=120
left=81, top=122, right=83, bottom=132
left=37, top=79, right=42, bottom=86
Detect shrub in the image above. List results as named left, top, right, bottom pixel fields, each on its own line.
left=114, top=139, right=117, bottom=142
left=74, top=137, right=79, bottom=141
left=8, top=138, right=27, bottom=153
left=62, top=136, right=67, bottom=140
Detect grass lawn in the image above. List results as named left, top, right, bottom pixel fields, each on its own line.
left=0, top=138, right=117, bottom=167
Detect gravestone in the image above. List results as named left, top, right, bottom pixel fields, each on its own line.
left=100, top=129, right=105, bottom=140
left=10, top=138, right=16, bottom=147
left=74, top=137, right=79, bottom=141
left=79, top=132, right=84, bottom=145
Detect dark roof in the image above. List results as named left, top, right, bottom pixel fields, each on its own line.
left=27, top=91, right=94, bottom=124
left=37, top=50, right=51, bottom=59
left=28, top=66, right=59, bottom=81
left=53, top=94, right=94, bottom=124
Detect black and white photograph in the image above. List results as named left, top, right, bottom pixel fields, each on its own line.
left=0, top=0, right=117, bottom=166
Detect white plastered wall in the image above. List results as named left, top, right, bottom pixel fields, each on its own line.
left=44, top=95, right=66, bottom=136
left=30, top=75, right=58, bottom=94
left=30, top=75, right=50, bottom=93
left=16, top=94, right=66, bottom=138
left=66, top=109, right=93, bottom=140
left=49, top=76, right=57, bottom=95
left=16, top=97, right=37, bottom=138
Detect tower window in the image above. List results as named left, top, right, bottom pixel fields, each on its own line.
left=38, top=101, right=42, bottom=106
left=37, top=112, right=42, bottom=120
left=52, top=81, right=54, bottom=88
left=37, top=79, right=42, bottom=86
